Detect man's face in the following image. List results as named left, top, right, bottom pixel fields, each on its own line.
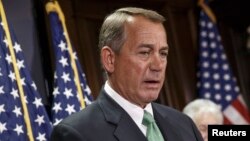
left=111, top=16, right=168, bottom=107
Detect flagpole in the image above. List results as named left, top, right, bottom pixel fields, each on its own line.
left=0, top=0, right=34, bottom=141
left=46, top=1, right=86, bottom=109
left=197, top=0, right=216, bottom=23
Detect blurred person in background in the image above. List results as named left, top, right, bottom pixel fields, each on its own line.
left=183, top=99, right=223, bottom=141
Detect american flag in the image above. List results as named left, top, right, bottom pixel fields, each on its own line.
left=46, top=1, right=93, bottom=126
left=0, top=1, right=52, bottom=141
left=197, top=1, right=250, bottom=124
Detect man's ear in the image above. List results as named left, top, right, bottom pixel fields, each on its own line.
left=101, top=46, right=115, bottom=73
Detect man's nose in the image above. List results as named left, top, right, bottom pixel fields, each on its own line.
left=149, top=53, right=166, bottom=71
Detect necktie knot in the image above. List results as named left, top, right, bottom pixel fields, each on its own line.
left=142, top=110, right=165, bottom=141
left=142, top=110, right=155, bottom=126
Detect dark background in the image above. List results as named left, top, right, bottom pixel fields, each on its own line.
left=3, top=0, right=250, bottom=112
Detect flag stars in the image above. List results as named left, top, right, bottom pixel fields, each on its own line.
left=53, top=87, right=60, bottom=97
left=215, top=93, right=222, bottom=100
left=84, top=95, right=92, bottom=105
left=234, top=86, right=239, bottom=92
left=201, top=31, right=207, bottom=37
left=233, top=77, right=237, bottom=82
left=1, top=12, right=53, bottom=140
left=36, top=132, right=46, bottom=141
left=208, top=32, right=215, bottom=38
left=222, top=64, right=229, bottom=70
left=52, top=102, right=62, bottom=113
left=210, top=42, right=216, bottom=48
left=202, top=51, right=208, bottom=58
left=31, top=81, right=37, bottom=90
left=204, top=82, right=210, bottom=89
left=213, top=73, right=220, bottom=80
left=0, top=68, right=2, bottom=76
left=214, top=83, right=221, bottom=90
left=21, top=77, right=26, bottom=86
left=221, top=54, right=226, bottom=60
left=35, top=115, right=45, bottom=126
left=203, top=71, right=210, bottom=78
left=53, top=118, right=62, bottom=126
left=0, top=85, right=4, bottom=94
left=81, top=73, right=86, bottom=78
left=200, top=20, right=206, bottom=27
left=217, top=35, right=221, bottom=41
left=13, top=42, right=22, bottom=53
left=3, top=37, right=8, bottom=47
left=212, top=63, right=219, bottom=70
left=73, top=52, right=78, bottom=60
left=61, top=72, right=71, bottom=83
left=207, top=22, right=213, bottom=29
left=59, top=56, right=69, bottom=67
left=224, top=74, right=230, bottom=81
left=54, top=72, right=58, bottom=80
left=14, top=124, right=24, bottom=136
left=24, top=96, right=28, bottom=104
left=13, top=106, right=22, bottom=117
left=0, top=104, right=5, bottom=114
left=196, top=82, right=201, bottom=88
left=201, top=41, right=208, bottom=48
left=33, top=97, right=43, bottom=108
left=197, top=7, right=249, bottom=122
left=17, top=59, right=25, bottom=69
left=225, top=94, right=232, bottom=101
left=50, top=10, right=94, bottom=126
left=202, top=62, right=209, bottom=68
left=5, top=54, right=12, bottom=64
left=224, top=84, right=231, bottom=91
left=8, top=71, right=16, bottom=81
left=58, top=40, right=67, bottom=52
left=211, top=53, right=218, bottom=59
left=11, top=88, right=19, bottom=99
left=76, top=91, right=80, bottom=101
left=63, top=31, right=68, bottom=37
left=219, top=45, right=223, bottom=50
left=65, top=104, right=76, bottom=115
left=84, top=85, right=91, bottom=96
left=63, top=88, right=73, bottom=99
left=0, top=122, right=7, bottom=133
left=204, top=92, right=211, bottom=98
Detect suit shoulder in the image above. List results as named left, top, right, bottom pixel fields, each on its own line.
left=152, top=102, right=190, bottom=120
left=58, top=101, right=101, bottom=127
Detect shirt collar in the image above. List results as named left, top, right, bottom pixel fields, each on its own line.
left=104, top=81, right=154, bottom=126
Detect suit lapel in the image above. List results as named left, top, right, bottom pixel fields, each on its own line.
left=153, top=104, right=182, bottom=141
left=98, top=89, right=147, bottom=141
left=114, top=113, right=147, bottom=141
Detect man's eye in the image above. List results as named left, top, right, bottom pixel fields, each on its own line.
left=140, top=51, right=150, bottom=56
left=160, top=52, right=168, bottom=58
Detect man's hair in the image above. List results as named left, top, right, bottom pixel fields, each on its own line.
left=98, top=7, right=166, bottom=53
left=182, top=99, right=223, bottom=124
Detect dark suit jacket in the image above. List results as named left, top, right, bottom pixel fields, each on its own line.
left=50, top=89, right=203, bottom=141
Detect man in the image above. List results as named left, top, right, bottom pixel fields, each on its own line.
left=183, top=99, right=223, bottom=141
left=50, top=7, right=203, bottom=141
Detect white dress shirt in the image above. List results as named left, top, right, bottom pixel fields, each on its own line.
left=104, top=81, right=153, bottom=136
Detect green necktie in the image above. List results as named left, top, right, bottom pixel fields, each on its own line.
left=142, top=110, right=165, bottom=141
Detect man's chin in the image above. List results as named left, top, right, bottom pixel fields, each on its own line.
left=146, top=93, right=159, bottom=102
